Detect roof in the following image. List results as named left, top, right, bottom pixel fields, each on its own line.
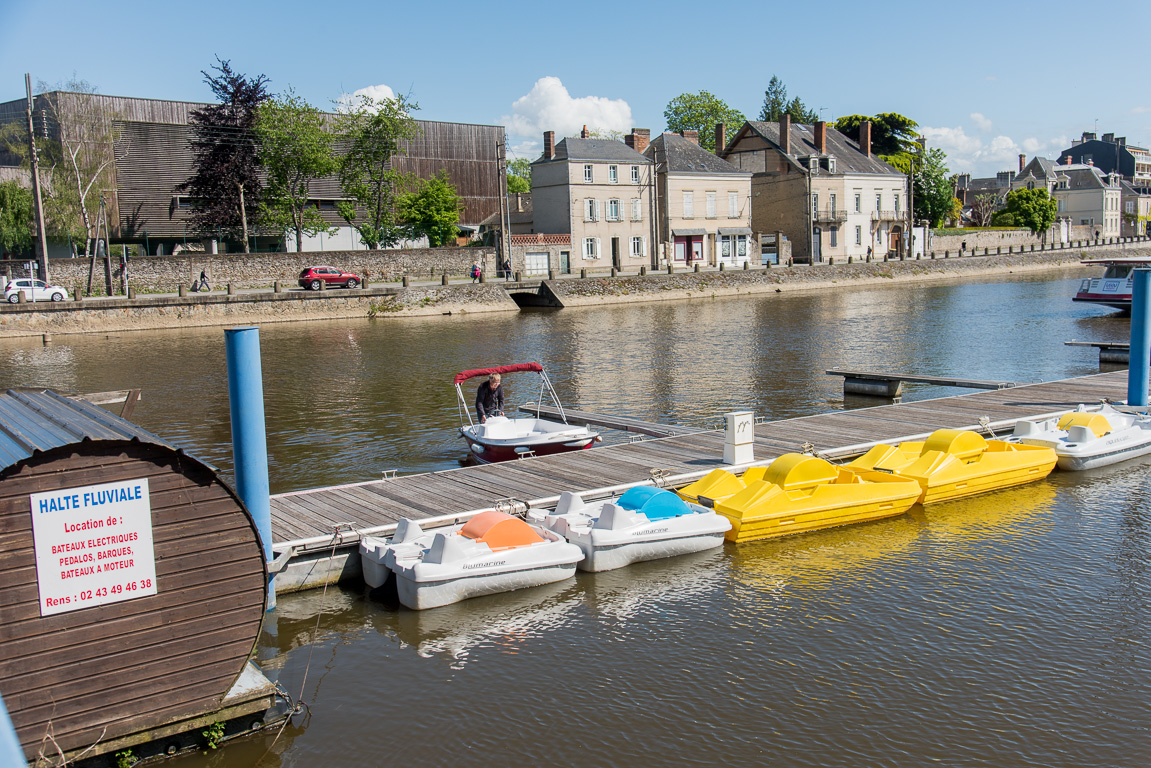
left=1061, top=166, right=1109, bottom=190
left=0, top=389, right=182, bottom=472
left=740, top=121, right=902, bottom=175
left=644, top=133, right=749, bottom=175
left=536, top=137, right=651, bottom=164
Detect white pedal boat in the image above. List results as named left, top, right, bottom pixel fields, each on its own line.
left=526, top=486, right=731, bottom=572
left=1008, top=403, right=1151, bottom=471
left=360, top=510, right=583, bottom=610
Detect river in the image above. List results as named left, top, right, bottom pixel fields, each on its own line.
left=3, top=268, right=1149, bottom=766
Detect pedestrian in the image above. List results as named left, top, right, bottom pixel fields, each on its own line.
left=475, top=373, right=504, bottom=424
left=961, top=240, right=967, bottom=254
left=470, top=261, right=481, bottom=283
left=866, top=245, right=873, bottom=259
left=503, top=256, right=512, bottom=281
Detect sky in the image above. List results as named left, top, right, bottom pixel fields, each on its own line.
left=2, top=0, right=1149, bottom=178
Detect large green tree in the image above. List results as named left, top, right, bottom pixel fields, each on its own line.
left=834, top=113, right=920, bottom=161
left=663, top=91, right=746, bottom=152
left=994, top=188, right=1058, bottom=235
left=0, top=180, right=34, bottom=256
left=397, top=170, right=463, bottom=247
left=913, top=147, right=955, bottom=227
left=255, top=90, right=337, bottom=251
left=334, top=93, right=421, bottom=250
left=507, top=157, right=531, bottom=194
left=758, top=76, right=819, bottom=123
left=181, top=58, right=270, bottom=252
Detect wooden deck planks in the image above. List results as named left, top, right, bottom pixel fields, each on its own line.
left=270, top=370, right=1132, bottom=544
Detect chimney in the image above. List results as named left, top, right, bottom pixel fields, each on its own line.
left=543, top=131, right=555, bottom=160
left=1065, top=155, right=1073, bottom=165
left=1103, top=132, right=1115, bottom=143
left=630, top=128, right=649, bottom=154
left=580, top=124, right=589, bottom=139
left=860, top=120, right=872, bottom=157
left=715, top=123, right=726, bottom=155
left=680, top=130, right=699, bottom=145
left=516, top=194, right=523, bottom=213
left=814, top=121, right=827, bottom=154
left=1019, top=154, right=1026, bottom=173
left=779, top=113, right=791, bottom=155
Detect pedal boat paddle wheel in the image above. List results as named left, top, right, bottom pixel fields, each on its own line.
left=454, top=363, right=600, bottom=463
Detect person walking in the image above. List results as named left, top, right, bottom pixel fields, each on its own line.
left=470, top=261, right=481, bottom=284
left=503, top=256, right=512, bottom=281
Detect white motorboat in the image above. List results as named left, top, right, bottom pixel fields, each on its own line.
left=527, top=486, right=731, bottom=572
left=1074, top=258, right=1151, bottom=312
left=1008, top=403, right=1151, bottom=470
left=359, top=510, right=583, bottom=610
left=454, top=363, right=600, bottom=463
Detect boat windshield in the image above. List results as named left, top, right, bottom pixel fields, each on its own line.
left=1103, top=264, right=1135, bottom=279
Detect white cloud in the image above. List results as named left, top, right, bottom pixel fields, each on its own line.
left=922, top=120, right=1067, bottom=177
left=335, top=83, right=396, bottom=113
left=1132, top=106, right=1151, bottom=114
left=501, top=77, right=632, bottom=140
left=970, top=112, right=992, bottom=132
left=508, top=140, right=541, bottom=160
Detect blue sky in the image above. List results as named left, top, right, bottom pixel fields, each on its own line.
left=3, top=0, right=1148, bottom=177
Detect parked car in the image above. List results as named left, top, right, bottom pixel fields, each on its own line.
left=5, top=278, right=69, bottom=303
left=298, top=266, right=360, bottom=291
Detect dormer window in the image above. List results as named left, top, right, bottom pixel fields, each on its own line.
left=827, top=157, right=837, bottom=173
left=809, top=157, right=819, bottom=171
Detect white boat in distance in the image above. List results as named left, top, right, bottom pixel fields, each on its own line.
left=1073, top=258, right=1151, bottom=312
left=527, top=486, right=731, bottom=572
left=454, top=363, right=600, bottom=463
left=1008, top=403, right=1151, bottom=471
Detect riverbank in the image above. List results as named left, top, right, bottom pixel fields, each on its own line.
left=0, top=247, right=1128, bottom=337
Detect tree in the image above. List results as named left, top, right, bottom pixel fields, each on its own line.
left=913, top=147, right=955, bottom=227
left=334, top=93, right=420, bottom=249
left=507, top=157, right=531, bottom=194
left=834, top=113, right=920, bottom=159
left=0, top=180, right=34, bottom=256
left=785, top=96, right=819, bottom=124
left=997, top=188, right=1058, bottom=235
left=397, top=170, right=462, bottom=247
left=970, top=193, right=999, bottom=227
left=255, top=90, right=338, bottom=252
left=181, top=58, right=270, bottom=252
left=0, top=121, right=83, bottom=246
left=759, top=76, right=788, bottom=122
left=663, top=91, right=746, bottom=152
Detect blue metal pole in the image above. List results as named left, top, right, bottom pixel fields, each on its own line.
left=1129, top=269, right=1151, bottom=407
left=0, top=692, right=27, bottom=767
left=225, top=326, right=276, bottom=609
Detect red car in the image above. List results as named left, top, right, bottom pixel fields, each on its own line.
left=298, top=266, right=361, bottom=290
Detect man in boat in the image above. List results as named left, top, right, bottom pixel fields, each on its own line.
left=476, top=373, right=505, bottom=423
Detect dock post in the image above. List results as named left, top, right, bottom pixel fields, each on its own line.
left=225, top=327, right=275, bottom=609
left=723, top=411, right=754, bottom=465
left=1129, top=270, right=1151, bottom=407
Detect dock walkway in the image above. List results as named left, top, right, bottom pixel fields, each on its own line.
left=270, top=370, right=1129, bottom=566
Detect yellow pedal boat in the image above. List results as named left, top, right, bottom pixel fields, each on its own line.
left=680, top=454, right=922, bottom=544
left=845, top=428, right=1056, bottom=505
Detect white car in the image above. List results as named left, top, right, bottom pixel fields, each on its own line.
left=5, top=278, right=70, bottom=303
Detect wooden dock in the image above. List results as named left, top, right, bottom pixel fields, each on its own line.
left=268, top=370, right=1130, bottom=591
left=519, top=403, right=705, bottom=437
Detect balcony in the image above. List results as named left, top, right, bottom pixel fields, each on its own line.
left=872, top=210, right=906, bottom=222
left=813, top=208, right=848, bottom=223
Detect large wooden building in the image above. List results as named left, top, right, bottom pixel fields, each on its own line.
left=0, top=91, right=505, bottom=254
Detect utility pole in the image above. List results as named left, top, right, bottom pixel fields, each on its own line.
left=25, top=74, right=49, bottom=282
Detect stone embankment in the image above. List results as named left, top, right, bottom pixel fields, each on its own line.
left=0, top=247, right=1138, bottom=338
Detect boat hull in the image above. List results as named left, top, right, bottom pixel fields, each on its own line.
left=463, top=433, right=596, bottom=463
left=574, top=529, right=727, bottom=572
left=395, top=563, right=578, bottom=610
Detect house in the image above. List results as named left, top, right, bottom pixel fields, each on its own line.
left=643, top=131, right=753, bottom=267
left=1015, top=156, right=1122, bottom=237
left=530, top=128, right=654, bottom=270
left=719, top=116, right=908, bottom=262
left=1121, top=180, right=1151, bottom=237
left=1059, top=132, right=1151, bottom=187
left=954, top=166, right=1017, bottom=224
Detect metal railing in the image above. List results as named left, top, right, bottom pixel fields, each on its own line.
left=812, top=208, right=848, bottom=222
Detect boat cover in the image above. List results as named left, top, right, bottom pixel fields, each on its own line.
left=618, top=487, right=690, bottom=521
left=453, top=362, right=544, bottom=384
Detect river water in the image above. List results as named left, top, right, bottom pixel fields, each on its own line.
left=4, top=268, right=1150, bottom=766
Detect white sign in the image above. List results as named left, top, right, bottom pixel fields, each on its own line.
left=30, top=478, right=157, bottom=616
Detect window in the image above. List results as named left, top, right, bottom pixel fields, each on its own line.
left=737, top=235, right=747, bottom=257
left=827, top=157, right=837, bottom=173
left=683, top=191, right=694, bottom=218
left=728, top=192, right=738, bottom=218
left=631, top=198, right=642, bottom=221
left=812, top=194, right=818, bottom=215
left=630, top=236, right=643, bottom=257
left=631, top=165, right=640, bottom=183
left=607, top=199, right=621, bottom=221
left=809, top=157, right=818, bottom=171
left=583, top=164, right=593, bottom=183
left=830, top=227, right=838, bottom=247
left=176, top=196, right=193, bottom=210
left=855, top=226, right=862, bottom=245
left=706, top=191, right=717, bottom=218
left=1128, top=201, right=1136, bottom=214
left=608, top=165, right=618, bottom=184
left=829, top=193, right=837, bottom=215
left=585, top=198, right=598, bottom=221
left=854, top=193, right=861, bottom=212
left=894, top=193, right=900, bottom=214
left=876, top=193, right=882, bottom=213
left=583, top=237, right=598, bottom=258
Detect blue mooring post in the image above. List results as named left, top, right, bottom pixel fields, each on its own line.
left=1129, top=270, right=1151, bottom=407
left=0, top=692, right=26, bottom=767
left=225, top=327, right=276, bottom=609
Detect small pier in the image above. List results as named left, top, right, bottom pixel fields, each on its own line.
left=1066, top=340, right=1132, bottom=364
left=826, top=369, right=1020, bottom=398
left=270, top=370, right=1129, bottom=592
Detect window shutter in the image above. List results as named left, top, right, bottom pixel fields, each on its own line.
left=596, top=237, right=601, bottom=258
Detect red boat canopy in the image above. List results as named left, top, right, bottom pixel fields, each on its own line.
left=453, top=362, right=544, bottom=385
